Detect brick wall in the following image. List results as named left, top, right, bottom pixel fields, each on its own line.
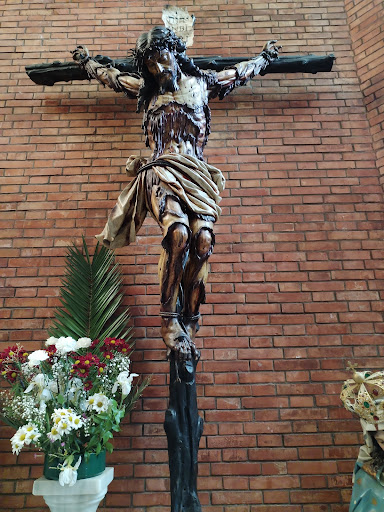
left=1, top=1, right=384, bottom=511
left=344, top=0, right=384, bottom=186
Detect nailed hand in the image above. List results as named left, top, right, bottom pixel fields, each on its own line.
left=262, top=40, right=282, bottom=61
left=71, top=45, right=90, bottom=63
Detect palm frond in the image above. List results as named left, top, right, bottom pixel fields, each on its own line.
left=125, top=377, right=151, bottom=413
left=48, top=237, right=130, bottom=340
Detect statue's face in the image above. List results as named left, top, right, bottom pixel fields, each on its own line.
left=145, top=49, right=179, bottom=93
left=374, top=430, right=384, bottom=451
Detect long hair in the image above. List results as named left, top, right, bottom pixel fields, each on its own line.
left=132, top=26, right=205, bottom=113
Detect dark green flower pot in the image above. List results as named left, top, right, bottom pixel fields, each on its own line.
left=44, top=451, right=106, bottom=480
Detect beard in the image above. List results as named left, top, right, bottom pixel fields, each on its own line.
left=157, top=71, right=180, bottom=95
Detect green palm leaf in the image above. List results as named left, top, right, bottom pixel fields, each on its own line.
left=48, top=237, right=130, bottom=341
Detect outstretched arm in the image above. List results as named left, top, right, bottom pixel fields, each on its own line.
left=210, top=40, right=281, bottom=98
left=72, top=46, right=141, bottom=98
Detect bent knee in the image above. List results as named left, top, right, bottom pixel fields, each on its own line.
left=162, top=222, right=191, bottom=252
left=194, top=227, right=215, bottom=259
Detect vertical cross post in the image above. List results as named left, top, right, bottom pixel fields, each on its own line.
left=164, top=354, right=204, bottom=512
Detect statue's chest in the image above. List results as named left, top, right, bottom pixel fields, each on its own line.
left=145, top=103, right=206, bottom=144
left=150, top=76, right=208, bottom=111
left=144, top=98, right=209, bottom=160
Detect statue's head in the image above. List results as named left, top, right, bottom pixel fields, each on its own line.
left=133, top=26, right=204, bottom=112
left=133, top=26, right=186, bottom=94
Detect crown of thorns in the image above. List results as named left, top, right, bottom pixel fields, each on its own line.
left=132, top=26, right=186, bottom=73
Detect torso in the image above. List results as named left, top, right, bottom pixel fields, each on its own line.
left=143, top=75, right=211, bottom=161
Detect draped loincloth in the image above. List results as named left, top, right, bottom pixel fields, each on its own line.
left=95, top=153, right=225, bottom=249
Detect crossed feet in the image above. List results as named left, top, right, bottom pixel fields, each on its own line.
left=160, top=314, right=200, bottom=361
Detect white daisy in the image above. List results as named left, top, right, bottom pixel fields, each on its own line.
left=67, top=412, right=83, bottom=430
left=11, top=440, right=23, bottom=455
left=47, top=426, right=62, bottom=442
left=12, top=426, right=28, bottom=444
left=57, top=420, right=72, bottom=436
left=86, top=393, right=110, bottom=413
left=52, top=408, right=70, bottom=420
left=23, top=424, right=41, bottom=445
left=11, top=426, right=28, bottom=455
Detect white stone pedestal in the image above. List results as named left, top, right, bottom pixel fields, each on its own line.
left=33, top=467, right=114, bottom=512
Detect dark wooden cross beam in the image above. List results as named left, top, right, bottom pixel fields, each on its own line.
left=26, top=54, right=335, bottom=86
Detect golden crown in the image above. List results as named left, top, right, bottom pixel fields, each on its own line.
left=340, top=363, right=384, bottom=426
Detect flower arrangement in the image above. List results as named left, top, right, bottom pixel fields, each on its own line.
left=0, top=238, right=148, bottom=486
left=0, top=335, right=144, bottom=486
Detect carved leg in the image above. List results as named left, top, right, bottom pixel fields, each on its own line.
left=159, top=221, right=191, bottom=353
left=155, top=195, right=198, bottom=360
left=181, top=219, right=215, bottom=342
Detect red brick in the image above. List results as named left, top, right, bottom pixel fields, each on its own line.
left=211, top=463, right=261, bottom=476
left=290, top=490, right=342, bottom=503
left=212, top=491, right=262, bottom=505
left=287, top=461, right=338, bottom=474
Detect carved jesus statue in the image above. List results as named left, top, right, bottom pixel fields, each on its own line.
left=72, top=26, right=280, bottom=361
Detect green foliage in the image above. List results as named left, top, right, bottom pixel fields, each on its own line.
left=48, top=237, right=131, bottom=341
left=83, top=375, right=150, bottom=458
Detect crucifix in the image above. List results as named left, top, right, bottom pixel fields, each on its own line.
left=26, top=8, right=334, bottom=512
